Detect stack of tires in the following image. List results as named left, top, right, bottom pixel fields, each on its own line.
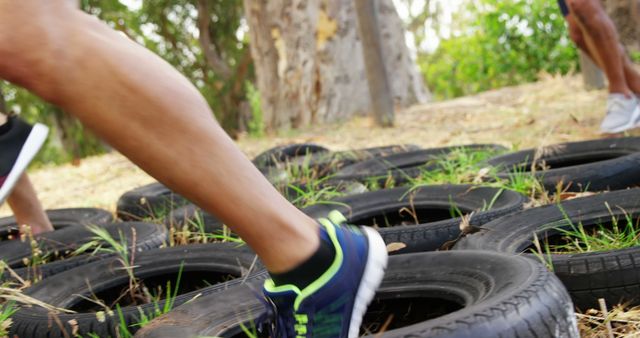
left=11, top=138, right=640, bottom=337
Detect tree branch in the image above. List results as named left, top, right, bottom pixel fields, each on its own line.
left=197, top=0, right=232, bottom=79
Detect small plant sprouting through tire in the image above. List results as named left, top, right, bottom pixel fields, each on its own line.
left=302, top=184, right=528, bottom=254
left=485, top=137, right=640, bottom=192
left=134, top=251, right=579, bottom=338
left=454, top=188, right=640, bottom=309
left=331, top=144, right=506, bottom=186
left=8, top=243, right=263, bottom=338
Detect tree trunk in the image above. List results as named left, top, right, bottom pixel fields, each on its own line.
left=243, top=0, right=428, bottom=131
left=355, top=0, right=395, bottom=127
left=579, top=50, right=605, bottom=90
left=603, top=0, right=640, bottom=53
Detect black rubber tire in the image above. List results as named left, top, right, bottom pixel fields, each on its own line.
left=0, top=222, right=167, bottom=269
left=162, top=204, right=223, bottom=233
left=485, top=137, right=640, bottom=192
left=134, top=251, right=578, bottom=338
left=0, top=208, right=114, bottom=241
left=454, top=188, right=640, bottom=309
left=302, top=184, right=528, bottom=254
left=252, top=143, right=330, bottom=170
left=259, top=144, right=422, bottom=179
left=117, top=182, right=191, bottom=221
left=9, top=243, right=264, bottom=338
left=117, top=167, right=288, bottom=221
left=299, top=144, right=423, bottom=177
left=332, top=144, right=506, bottom=186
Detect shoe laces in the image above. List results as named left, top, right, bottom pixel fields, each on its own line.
left=264, top=296, right=308, bottom=338
left=607, top=95, right=635, bottom=115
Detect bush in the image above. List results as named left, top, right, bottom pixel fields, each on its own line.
left=422, top=0, right=579, bottom=99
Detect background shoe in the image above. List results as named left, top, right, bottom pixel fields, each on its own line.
left=263, top=211, right=388, bottom=338
left=600, top=93, right=640, bottom=134
left=0, top=116, right=49, bottom=204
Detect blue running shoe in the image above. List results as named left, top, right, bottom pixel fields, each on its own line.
left=263, top=210, right=388, bottom=338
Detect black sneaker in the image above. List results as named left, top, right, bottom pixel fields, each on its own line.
left=0, top=115, right=49, bottom=203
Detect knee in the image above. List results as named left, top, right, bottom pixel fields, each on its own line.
left=0, top=2, right=79, bottom=102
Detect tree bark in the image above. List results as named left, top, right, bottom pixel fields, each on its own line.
left=579, top=50, right=605, bottom=90
left=354, top=0, right=395, bottom=127
left=243, top=0, right=428, bottom=131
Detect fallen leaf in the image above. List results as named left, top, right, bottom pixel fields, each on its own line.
left=386, top=242, right=407, bottom=253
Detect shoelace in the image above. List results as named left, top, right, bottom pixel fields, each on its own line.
left=263, top=296, right=301, bottom=338
left=256, top=297, right=296, bottom=338
left=607, top=96, right=632, bottom=115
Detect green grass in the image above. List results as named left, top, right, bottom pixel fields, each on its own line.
left=168, top=211, right=244, bottom=246
left=116, top=263, right=185, bottom=337
left=7, top=145, right=636, bottom=336
left=0, top=301, right=16, bottom=337
left=539, top=204, right=640, bottom=254
left=409, top=147, right=502, bottom=186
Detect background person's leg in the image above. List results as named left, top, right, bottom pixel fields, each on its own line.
left=7, top=174, right=53, bottom=235
left=0, top=1, right=320, bottom=274
left=565, top=0, right=634, bottom=96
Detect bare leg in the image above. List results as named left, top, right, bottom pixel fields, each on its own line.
left=7, top=174, right=53, bottom=235
left=566, top=13, right=640, bottom=95
left=0, top=1, right=318, bottom=273
left=0, top=112, right=6, bottom=125
left=565, top=0, right=639, bottom=96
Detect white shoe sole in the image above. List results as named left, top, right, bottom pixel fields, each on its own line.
left=601, top=104, right=640, bottom=134
left=348, top=226, right=389, bottom=338
left=0, top=123, right=49, bottom=204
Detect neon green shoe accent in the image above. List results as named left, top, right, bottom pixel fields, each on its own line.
left=263, top=214, right=345, bottom=311
left=328, top=210, right=347, bottom=225
left=294, top=314, right=309, bottom=335
left=295, top=314, right=309, bottom=324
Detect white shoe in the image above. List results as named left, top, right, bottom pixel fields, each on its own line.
left=600, top=93, right=640, bottom=134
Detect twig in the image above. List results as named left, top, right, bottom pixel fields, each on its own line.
left=374, top=314, right=394, bottom=338
left=599, top=298, right=614, bottom=338
left=576, top=313, right=640, bottom=325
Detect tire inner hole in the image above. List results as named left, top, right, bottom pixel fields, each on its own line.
left=68, top=270, right=238, bottom=312
left=361, top=295, right=464, bottom=334
left=229, top=294, right=463, bottom=337
left=350, top=205, right=474, bottom=227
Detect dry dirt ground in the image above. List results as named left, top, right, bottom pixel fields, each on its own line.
left=0, top=74, right=618, bottom=216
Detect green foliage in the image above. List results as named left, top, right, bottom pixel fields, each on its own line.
left=423, top=0, right=579, bottom=99
left=245, top=81, right=264, bottom=137
left=1, top=82, right=105, bottom=166
left=0, top=302, right=16, bottom=337
left=1, top=0, right=254, bottom=165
